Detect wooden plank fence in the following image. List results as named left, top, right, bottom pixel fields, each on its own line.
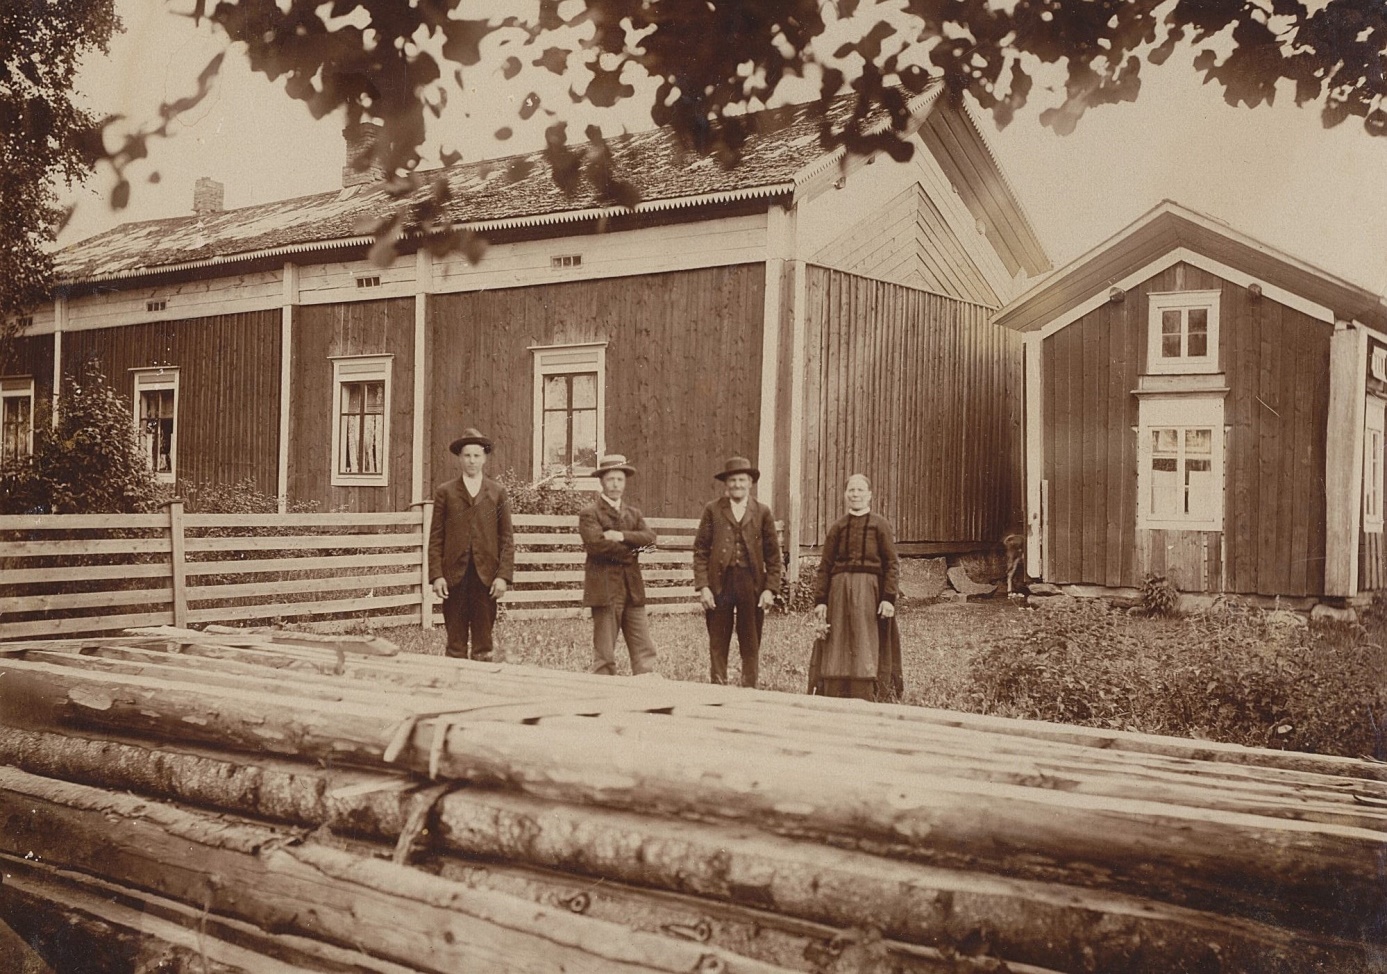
left=0, top=504, right=719, bottom=640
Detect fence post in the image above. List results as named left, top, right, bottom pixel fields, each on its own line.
left=415, top=500, right=434, bottom=629
left=163, top=498, right=188, bottom=629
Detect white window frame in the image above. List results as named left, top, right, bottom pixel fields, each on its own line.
left=331, top=354, right=392, bottom=488
left=1365, top=396, right=1386, bottom=533
left=1136, top=395, right=1225, bottom=532
left=1147, top=290, right=1221, bottom=375
left=531, top=342, right=606, bottom=490
left=1, top=376, right=35, bottom=463
left=131, top=367, right=179, bottom=485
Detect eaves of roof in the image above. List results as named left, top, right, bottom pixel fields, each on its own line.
left=995, top=201, right=1387, bottom=334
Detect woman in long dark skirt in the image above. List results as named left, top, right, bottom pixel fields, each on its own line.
left=810, top=474, right=904, bottom=701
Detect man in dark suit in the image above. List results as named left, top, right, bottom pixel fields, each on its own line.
left=428, top=428, right=514, bottom=661
left=693, top=455, right=784, bottom=688
left=579, top=454, right=659, bottom=676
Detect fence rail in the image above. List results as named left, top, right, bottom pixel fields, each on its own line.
left=0, top=504, right=725, bottom=640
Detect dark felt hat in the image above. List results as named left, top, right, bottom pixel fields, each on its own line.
left=595, top=454, right=636, bottom=478
left=448, top=428, right=493, bottom=455
left=714, top=455, right=760, bottom=482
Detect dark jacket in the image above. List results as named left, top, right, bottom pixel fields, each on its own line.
left=692, top=497, right=784, bottom=597
left=813, top=512, right=900, bottom=605
left=428, top=476, right=515, bottom=588
left=579, top=498, right=657, bottom=607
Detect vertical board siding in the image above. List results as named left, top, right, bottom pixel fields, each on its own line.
left=1041, top=262, right=1329, bottom=596
left=799, top=265, right=1020, bottom=546
left=428, top=265, right=765, bottom=518
left=62, top=313, right=281, bottom=496
left=1, top=334, right=56, bottom=401
left=290, top=298, right=416, bottom=513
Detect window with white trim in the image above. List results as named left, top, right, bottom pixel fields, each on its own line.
left=1365, top=397, right=1385, bottom=533
left=1, top=377, right=35, bottom=463
left=531, top=343, right=605, bottom=483
left=132, top=368, right=179, bottom=484
left=1137, top=396, right=1225, bottom=531
left=331, top=355, right=391, bottom=487
left=1147, top=290, right=1220, bottom=374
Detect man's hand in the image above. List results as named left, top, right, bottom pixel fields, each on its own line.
left=603, top=529, right=624, bottom=542
left=490, top=578, right=508, bottom=598
left=758, top=590, right=775, bottom=611
left=813, top=603, right=827, bottom=622
left=699, top=587, right=716, bottom=611
left=878, top=601, right=895, bottom=619
left=431, top=577, right=448, bottom=599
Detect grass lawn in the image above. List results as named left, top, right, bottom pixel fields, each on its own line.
left=382, top=597, right=1027, bottom=707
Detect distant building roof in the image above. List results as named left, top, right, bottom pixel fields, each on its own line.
left=58, top=88, right=1048, bottom=284
left=995, top=201, right=1387, bottom=334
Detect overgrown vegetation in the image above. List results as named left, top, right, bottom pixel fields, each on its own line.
left=966, top=596, right=1387, bottom=760
left=0, top=364, right=166, bottom=515
left=494, top=469, right=590, bottom=517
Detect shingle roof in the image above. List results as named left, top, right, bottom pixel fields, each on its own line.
left=58, top=93, right=896, bottom=283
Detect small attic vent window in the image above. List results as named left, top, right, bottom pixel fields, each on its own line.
left=356, top=275, right=382, bottom=288
left=15, top=315, right=33, bottom=329
left=551, top=254, right=582, bottom=269
left=146, top=300, right=166, bottom=312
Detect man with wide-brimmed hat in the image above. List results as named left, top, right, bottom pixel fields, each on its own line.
left=428, top=428, right=514, bottom=661
left=578, top=454, right=659, bottom=675
left=692, top=455, right=783, bottom=687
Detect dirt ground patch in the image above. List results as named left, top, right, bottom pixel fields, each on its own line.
left=384, top=596, right=1028, bottom=706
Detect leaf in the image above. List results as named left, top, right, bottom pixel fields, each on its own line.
left=494, top=127, right=513, bottom=141
left=440, top=18, right=489, bottom=67
left=519, top=92, right=542, bottom=120
left=534, top=47, right=569, bottom=74
left=111, top=179, right=130, bottom=210
left=502, top=56, right=523, bottom=80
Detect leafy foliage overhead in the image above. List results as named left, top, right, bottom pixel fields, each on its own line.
left=123, top=0, right=1387, bottom=194
left=0, top=0, right=119, bottom=338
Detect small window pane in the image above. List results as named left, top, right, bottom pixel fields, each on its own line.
left=1186, top=429, right=1212, bottom=455
left=571, top=372, right=597, bottom=410
left=1152, top=429, right=1179, bottom=454
left=1151, top=466, right=1181, bottom=515
left=544, top=375, right=568, bottom=410
left=1160, top=310, right=1182, bottom=358
left=542, top=411, right=567, bottom=470
left=1186, top=466, right=1215, bottom=518
left=1152, top=457, right=1178, bottom=472
left=365, top=382, right=385, bottom=413
left=1187, top=308, right=1209, bottom=357
left=343, top=383, right=362, bottom=414
left=361, top=414, right=383, bottom=474
left=571, top=409, right=598, bottom=473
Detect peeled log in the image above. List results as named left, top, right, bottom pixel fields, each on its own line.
left=0, top=857, right=425, bottom=974
left=0, top=657, right=1382, bottom=942
left=0, top=726, right=1373, bottom=974
left=0, top=765, right=795, bottom=974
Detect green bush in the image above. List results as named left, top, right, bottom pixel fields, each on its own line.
left=493, top=468, right=591, bottom=516
left=774, top=555, right=820, bottom=614
left=966, top=597, right=1387, bottom=759
left=181, top=477, right=318, bottom=515
left=0, top=364, right=167, bottom=515
left=1140, top=572, right=1180, bottom=617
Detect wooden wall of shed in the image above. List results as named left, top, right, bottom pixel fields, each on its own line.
left=62, top=312, right=281, bottom=495
left=1041, top=262, right=1330, bottom=596
left=289, top=298, right=416, bottom=512
left=1, top=334, right=55, bottom=401
left=799, top=265, right=1021, bottom=546
left=427, top=265, right=765, bottom=517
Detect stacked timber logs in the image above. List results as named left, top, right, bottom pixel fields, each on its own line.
left=0, top=627, right=1383, bottom=973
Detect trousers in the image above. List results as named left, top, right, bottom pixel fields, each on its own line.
left=441, top=562, right=496, bottom=660
left=706, top=566, right=764, bottom=687
left=591, top=591, right=658, bottom=675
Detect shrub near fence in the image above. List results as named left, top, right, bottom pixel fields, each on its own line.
left=0, top=506, right=722, bottom=639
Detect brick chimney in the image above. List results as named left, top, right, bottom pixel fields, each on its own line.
left=193, top=177, right=224, bottom=216
left=343, top=121, right=386, bottom=188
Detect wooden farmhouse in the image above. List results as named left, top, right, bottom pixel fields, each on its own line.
left=997, top=201, right=1387, bottom=605
left=3, top=88, right=1048, bottom=568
